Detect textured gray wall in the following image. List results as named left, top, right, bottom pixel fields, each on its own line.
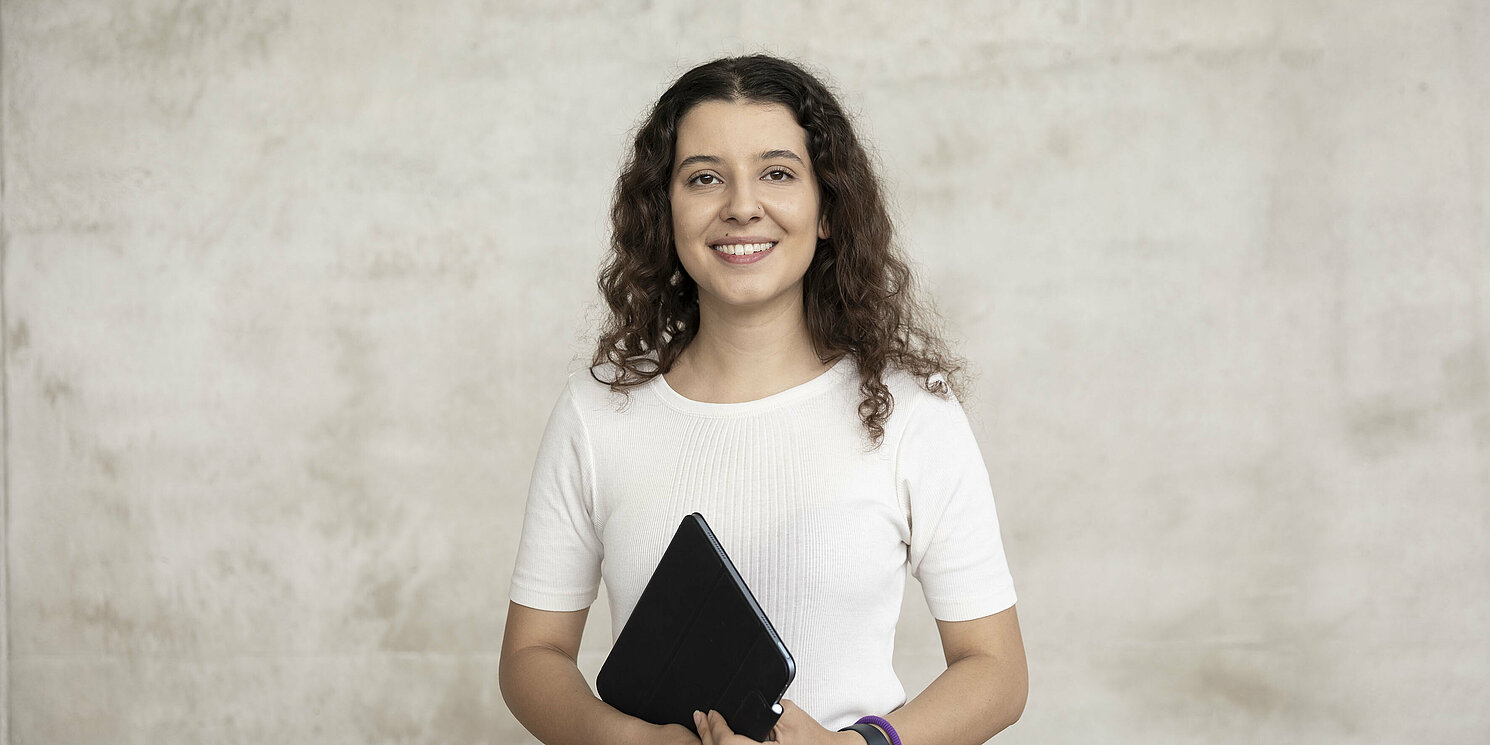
left=4, top=1, right=1488, bottom=743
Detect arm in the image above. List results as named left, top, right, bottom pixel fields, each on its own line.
left=697, top=607, right=1025, bottom=745
left=876, top=385, right=1025, bottom=743
left=875, top=605, right=1028, bottom=744
left=499, top=601, right=700, bottom=745
left=505, top=381, right=674, bottom=743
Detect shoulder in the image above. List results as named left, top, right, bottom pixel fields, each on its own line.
left=875, top=363, right=971, bottom=446
left=880, top=364, right=961, bottom=415
left=554, top=358, right=663, bottom=419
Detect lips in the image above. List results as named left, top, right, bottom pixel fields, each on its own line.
left=710, top=242, right=775, bottom=265
left=709, top=241, right=777, bottom=256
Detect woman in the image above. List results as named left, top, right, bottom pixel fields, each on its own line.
left=500, top=54, right=1027, bottom=745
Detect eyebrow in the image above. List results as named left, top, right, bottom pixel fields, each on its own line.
left=675, top=149, right=805, bottom=173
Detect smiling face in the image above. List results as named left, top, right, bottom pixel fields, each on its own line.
left=670, top=99, right=830, bottom=317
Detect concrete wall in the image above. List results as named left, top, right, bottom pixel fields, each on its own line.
left=4, top=1, right=1487, bottom=743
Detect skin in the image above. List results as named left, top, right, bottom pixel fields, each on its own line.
left=662, top=99, right=834, bottom=404
left=499, top=99, right=1029, bottom=744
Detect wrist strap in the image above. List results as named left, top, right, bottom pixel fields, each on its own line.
left=839, top=722, right=892, bottom=745
left=855, top=715, right=902, bottom=745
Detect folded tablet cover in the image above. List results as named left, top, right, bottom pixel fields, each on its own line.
left=597, top=513, right=795, bottom=743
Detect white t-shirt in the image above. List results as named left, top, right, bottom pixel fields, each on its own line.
left=509, top=357, right=1016, bottom=730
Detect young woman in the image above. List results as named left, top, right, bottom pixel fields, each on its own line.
left=500, top=55, right=1027, bottom=745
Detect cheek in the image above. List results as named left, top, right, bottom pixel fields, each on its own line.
left=670, top=197, right=710, bottom=242
left=768, top=193, right=817, bottom=226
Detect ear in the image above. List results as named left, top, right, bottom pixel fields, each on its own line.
left=817, top=213, right=830, bottom=240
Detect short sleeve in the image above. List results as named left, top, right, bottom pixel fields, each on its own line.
left=509, top=379, right=604, bottom=612
left=897, top=391, right=1017, bottom=622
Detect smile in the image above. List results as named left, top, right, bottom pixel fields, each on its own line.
left=710, top=241, right=776, bottom=256
left=709, top=241, right=775, bottom=265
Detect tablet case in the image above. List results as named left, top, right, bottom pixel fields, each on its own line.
left=597, top=513, right=795, bottom=742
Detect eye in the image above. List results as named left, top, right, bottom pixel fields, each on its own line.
left=687, top=173, right=721, bottom=186
left=764, top=169, right=794, bottom=182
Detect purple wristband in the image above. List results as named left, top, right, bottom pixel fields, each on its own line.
left=855, top=716, right=901, bottom=745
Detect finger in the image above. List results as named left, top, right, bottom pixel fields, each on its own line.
left=775, top=699, right=803, bottom=727
left=708, top=710, right=736, bottom=739
left=695, top=710, right=712, bottom=745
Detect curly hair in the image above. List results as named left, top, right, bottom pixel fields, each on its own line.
left=592, top=53, right=964, bottom=447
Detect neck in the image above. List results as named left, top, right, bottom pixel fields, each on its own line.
left=666, top=291, right=834, bottom=403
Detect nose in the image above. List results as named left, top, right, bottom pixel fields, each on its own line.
left=720, top=180, right=761, bottom=223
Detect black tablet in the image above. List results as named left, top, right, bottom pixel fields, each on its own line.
left=597, top=513, right=796, bottom=742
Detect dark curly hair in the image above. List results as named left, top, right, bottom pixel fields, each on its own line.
left=592, top=53, right=964, bottom=447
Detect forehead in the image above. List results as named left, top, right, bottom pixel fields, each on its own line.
left=673, top=100, right=808, bottom=164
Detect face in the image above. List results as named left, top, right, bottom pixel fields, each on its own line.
left=669, top=99, right=830, bottom=317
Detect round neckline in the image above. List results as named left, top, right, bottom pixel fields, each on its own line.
left=650, top=356, right=854, bottom=416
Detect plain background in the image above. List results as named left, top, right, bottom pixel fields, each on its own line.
left=3, top=1, right=1487, bottom=743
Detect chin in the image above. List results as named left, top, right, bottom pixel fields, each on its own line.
left=706, top=284, right=803, bottom=312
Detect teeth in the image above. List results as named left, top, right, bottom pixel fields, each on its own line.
left=713, top=242, right=776, bottom=255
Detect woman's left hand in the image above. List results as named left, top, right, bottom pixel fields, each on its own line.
left=695, top=701, right=859, bottom=745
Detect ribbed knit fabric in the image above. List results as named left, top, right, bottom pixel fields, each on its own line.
left=510, top=357, right=1016, bottom=730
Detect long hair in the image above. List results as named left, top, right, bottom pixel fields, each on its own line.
left=592, top=53, right=964, bottom=446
